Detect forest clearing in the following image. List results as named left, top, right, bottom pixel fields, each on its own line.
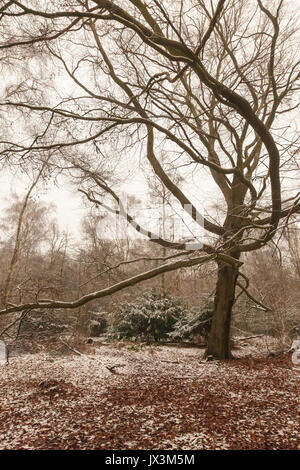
left=0, top=339, right=299, bottom=450
left=0, top=0, right=300, bottom=453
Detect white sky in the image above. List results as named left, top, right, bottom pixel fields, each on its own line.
left=0, top=170, right=83, bottom=238
left=0, top=162, right=212, bottom=245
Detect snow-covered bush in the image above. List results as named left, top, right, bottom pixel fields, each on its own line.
left=111, top=292, right=187, bottom=341
left=89, top=312, right=108, bottom=337
left=168, top=300, right=214, bottom=343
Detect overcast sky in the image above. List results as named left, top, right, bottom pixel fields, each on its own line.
left=0, top=0, right=299, bottom=246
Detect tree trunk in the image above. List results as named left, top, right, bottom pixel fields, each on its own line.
left=207, top=255, right=240, bottom=359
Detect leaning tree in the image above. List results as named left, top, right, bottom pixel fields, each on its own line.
left=0, top=0, right=299, bottom=358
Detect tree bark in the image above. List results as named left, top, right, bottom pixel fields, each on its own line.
left=207, top=255, right=240, bottom=359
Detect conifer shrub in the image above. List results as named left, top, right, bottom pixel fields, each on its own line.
left=168, top=300, right=214, bottom=343
left=111, top=291, right=187, bottom=341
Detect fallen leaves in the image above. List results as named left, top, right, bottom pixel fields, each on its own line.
left=0, top=342, right=299, bottom=450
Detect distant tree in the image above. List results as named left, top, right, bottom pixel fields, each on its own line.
left=0, top=161, right=50, bottom=306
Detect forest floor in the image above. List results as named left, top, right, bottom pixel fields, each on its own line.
left=0, top=337, right=299, bottom=450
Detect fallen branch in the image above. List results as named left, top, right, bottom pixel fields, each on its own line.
left=155, top=341, right=206, bottom=348
left=106, top=364, right=126, bottom=374
left=235, top=334, right=265, bottom=342
left=60, top=340, right=82, bottom=356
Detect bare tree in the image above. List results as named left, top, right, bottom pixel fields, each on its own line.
left=285, top=226, right=300, bottom=280
left=0, top=0, right=299, bottom=358
left=0, top=161, right=49, bottom=306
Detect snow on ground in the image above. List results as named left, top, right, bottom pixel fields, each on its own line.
left=0, top=340, right=299, bottom=450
